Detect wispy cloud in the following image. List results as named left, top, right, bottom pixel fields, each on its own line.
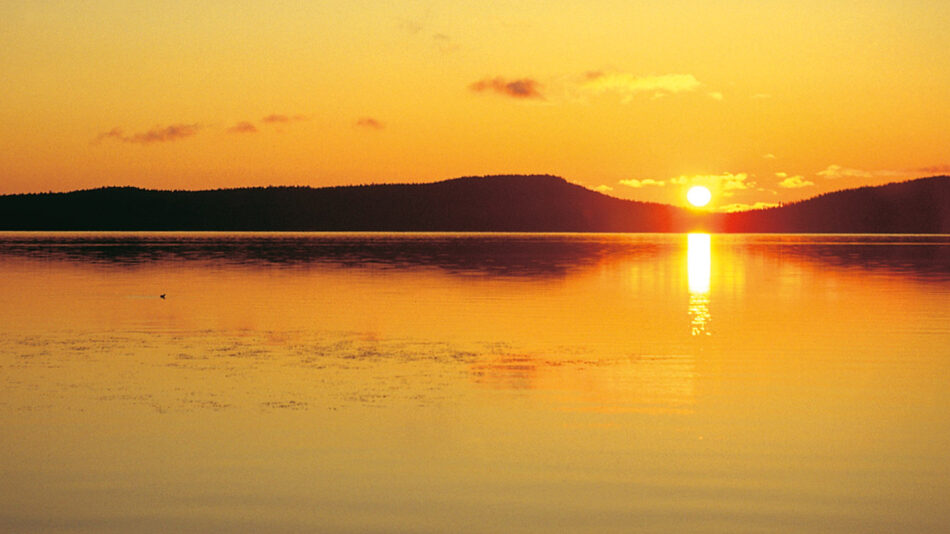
left=94, top=128, right=125, bottom=143
left=820, top=163, right=950, bottom=180
left=469, top=70, right=717, bottom=104
left=95, top=124, right=200, bottom=145
left=619, top=178, right=665, bottom=188
left=776, top=172, right=814, bottom=188
left=593, top=185, right=614, bottom=193
left=916, top=164, right=950, bottom=174
left=469, top=77, right=544, bottom=100
left=356, top=117, right=385, bottom=130
left=261, top=114, right=308, bottom=124
left=719, top=173, right=753, bottom=191
left=817, top=164, right=873, bottom=179
left=763, top=153, right=777, bottom=159
left=400, top=17, right=459, bottom=53
left=227, top=121, right=258, bottom=134
left=581, top=72, right=702, bottom=102
left=816, top=164, right=910, bottom=179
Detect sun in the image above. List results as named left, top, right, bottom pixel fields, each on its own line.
left=686, top=186, right=712, bottom=207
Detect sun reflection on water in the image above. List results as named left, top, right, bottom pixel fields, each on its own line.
left=687, top=233, right=712, bottom=336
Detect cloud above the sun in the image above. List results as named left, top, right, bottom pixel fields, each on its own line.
left=612, top=173, right=755, bottom=197
left=670, top=172, right=753, bottom=196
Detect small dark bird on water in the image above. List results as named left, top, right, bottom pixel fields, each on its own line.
left=160, top=294, right=166, bottom=300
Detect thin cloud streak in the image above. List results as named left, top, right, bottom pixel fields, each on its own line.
left=94, top=128, right=124, bottom=143
left=777, top=173, right=815, bottom=188
left=227, top=121, right=258, bottom=134
left=916, top=164, right=950, bottom=174
left=356, top=117, right=385, bottom=130
left=469, top=77, right=544, bottom=100
left=261, top=114, right=308, bottom=124
left=817, top=164, right=873, bottom=179
left=469, top=70, right=717, bottom=105
left=400, top=18, right=459, bottom=52
left=817, top=164, right=908, bottom=179
left=619, top=178, right=665, bottom=188
left=582, top=72, right=702, bottom=102
left=95, top=124, right=200, bottom=144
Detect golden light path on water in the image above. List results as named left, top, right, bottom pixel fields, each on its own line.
left=2, top=233, right=950, bottom=533
left=687, top=233, right=712, bottom=336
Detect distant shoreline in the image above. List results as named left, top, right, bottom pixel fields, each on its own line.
left=1, top=174, right=947, bottom=234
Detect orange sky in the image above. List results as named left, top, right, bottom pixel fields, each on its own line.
left=1, top=1, right=948, bottom=210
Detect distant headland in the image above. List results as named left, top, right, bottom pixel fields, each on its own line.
left=0, top=174, right=947, bottom=233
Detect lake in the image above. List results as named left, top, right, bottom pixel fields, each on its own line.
left=1, top=232, right=948, bottom=533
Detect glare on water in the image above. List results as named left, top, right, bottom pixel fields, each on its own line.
left=687, top=233, right=712, bottom=336
left=1, top=232, right=949, bottom=533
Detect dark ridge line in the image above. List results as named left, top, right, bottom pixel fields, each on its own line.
left=0, top=174, right=947, bottom=233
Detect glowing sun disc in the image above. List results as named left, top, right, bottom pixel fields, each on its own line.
left=687, top=186, right=712, bottom=207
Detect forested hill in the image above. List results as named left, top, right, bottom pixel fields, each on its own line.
left=0, top=175, right=690, bottom=232
left=0, top=174, right=947, bottom=233
left=720, top=175, right=950, bottom=233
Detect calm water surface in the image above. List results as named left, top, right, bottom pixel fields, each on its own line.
left=1, top=232, right=949, bottom=533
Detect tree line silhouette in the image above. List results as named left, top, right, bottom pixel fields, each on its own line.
left=0, top=174, right=946, bottom=233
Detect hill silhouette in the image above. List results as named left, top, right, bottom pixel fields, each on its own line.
left=0, top=174, right=947, bottom=233
left=719, top=175, right=950, bottom=233
left=0, top=175, right=692, bottom=232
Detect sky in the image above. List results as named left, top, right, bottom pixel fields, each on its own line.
left=1, top=0, right=948, bottom=210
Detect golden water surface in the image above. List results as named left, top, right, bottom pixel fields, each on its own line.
left=1, top=233, right=948, bottom=533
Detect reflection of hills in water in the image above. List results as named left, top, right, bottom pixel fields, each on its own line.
left=0, top=234, right=672, bottom=278
left=0, top=233, right=947, bottom=281
left=720, top=235, right=950, bottom=281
